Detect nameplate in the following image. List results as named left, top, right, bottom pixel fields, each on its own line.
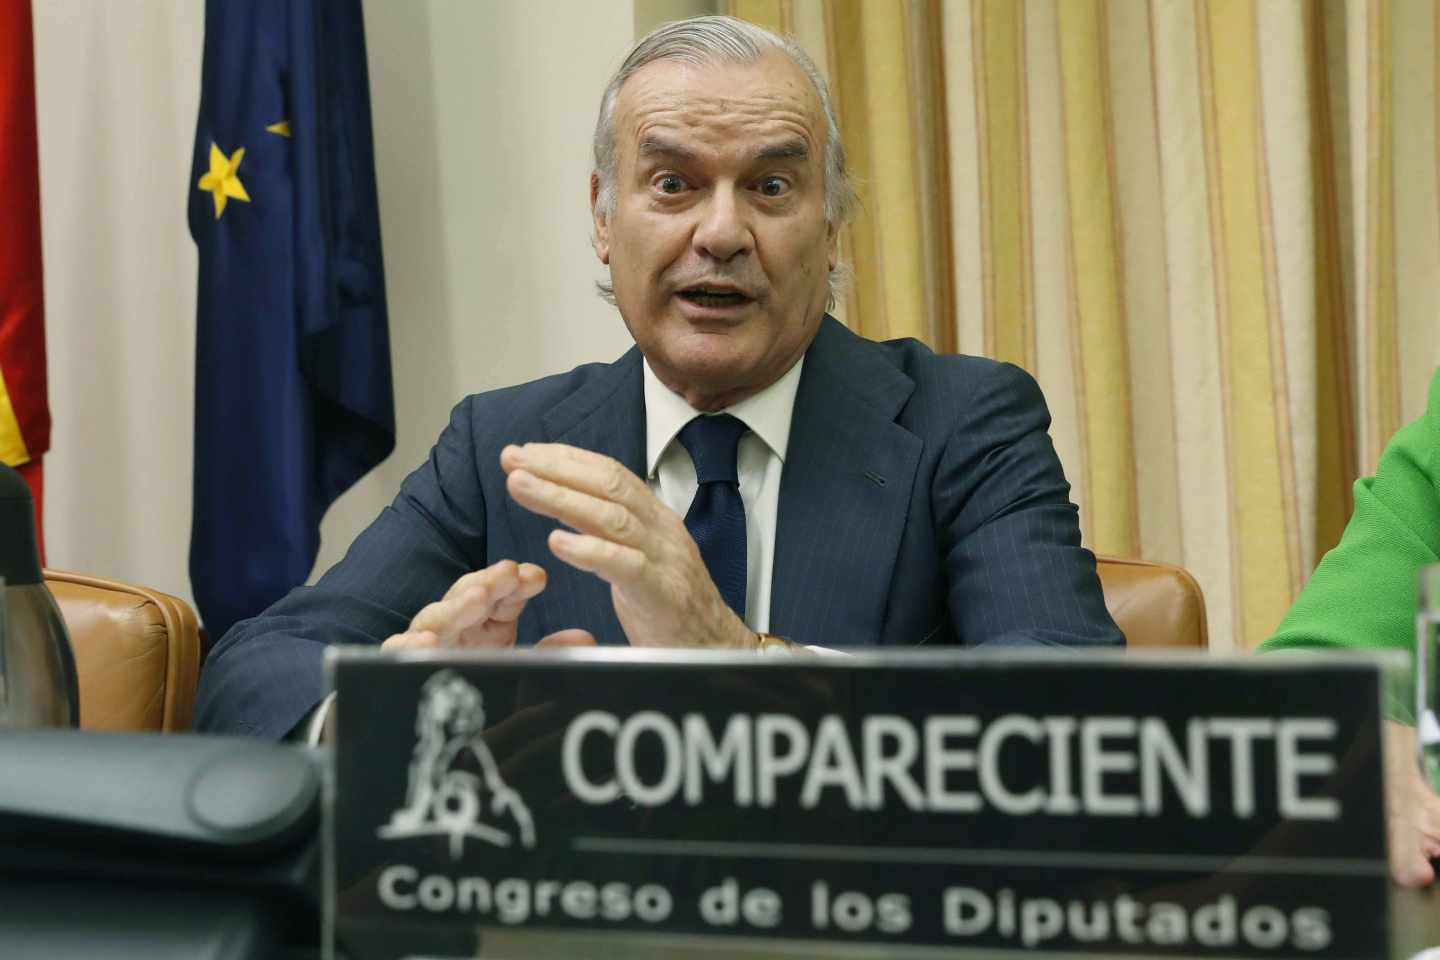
left=324, top=649, right=1390, bottom=959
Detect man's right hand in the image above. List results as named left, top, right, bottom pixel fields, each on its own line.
left=380, top=560, right=595, bottom=650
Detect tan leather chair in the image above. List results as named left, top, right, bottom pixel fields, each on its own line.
left=1095, top=556, right=1208, bottom=649
left=43, top=569, right=202, bottom=732
left=37, top=559, right=1194, bottom=729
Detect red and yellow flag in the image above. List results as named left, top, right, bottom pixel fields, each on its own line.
left=0, top=0, right=49, bottom=554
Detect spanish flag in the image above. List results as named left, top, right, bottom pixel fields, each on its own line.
left=0, top=0, right=48, bottom=558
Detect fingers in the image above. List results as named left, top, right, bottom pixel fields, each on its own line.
left=546, top=528, right=648, bottom=583
left=410, top=564, right=515, bottom=643
left=1386, top=765, right=1440, bottom=887
left=409, top=560, right=547, bottom=647
left=485, top=563, right=548, bottom=623
left=537, top=629, right=597, bottom=648
left=502, top=443, right=660, bottom=540
left=389, top=551, right=603, bottom=653
left=441, top=559, right=543, bottom=603
left=507, top=469, right=651, bottom=552
left=1417, top=791, right=1440, bottom=865
left=380, top=624, right=594, bottom=652
left=381, top=630, right=440, bottom=650
left=502, top=443, right=647, bottom=507
left=1390, top=849, right=1435, bottom=888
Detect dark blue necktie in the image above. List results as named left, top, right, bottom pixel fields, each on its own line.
left=677, top=414, right=748, bottom=619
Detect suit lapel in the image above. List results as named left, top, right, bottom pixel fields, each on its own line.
left=509, top=348, right=645, bottom=647
left=770, top=318, right=920, bottom=645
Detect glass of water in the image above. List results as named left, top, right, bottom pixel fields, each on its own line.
left=1417, top=565, right=1440, bottom=788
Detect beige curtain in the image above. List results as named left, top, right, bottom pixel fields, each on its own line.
left=648, top=1, right=1440, bottom=652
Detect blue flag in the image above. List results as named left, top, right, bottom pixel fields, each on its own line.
left=188, top=0, right=394, bottom=639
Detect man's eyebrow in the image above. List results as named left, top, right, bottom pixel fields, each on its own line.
left=636, top=137, right=812, bottom=164
left=754, top=139, right=810, bottom=163
left=637, top=138, right=696, bottom=161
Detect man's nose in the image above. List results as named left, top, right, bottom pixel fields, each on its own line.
left=692, top=185, right=752, bottom=262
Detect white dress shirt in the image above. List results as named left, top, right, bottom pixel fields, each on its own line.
left=643, top=356, right=803, bottom=634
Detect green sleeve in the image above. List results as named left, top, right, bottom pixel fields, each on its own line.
left=1259, top=370, right=1440, bottom=720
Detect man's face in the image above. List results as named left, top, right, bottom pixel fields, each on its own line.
left=592, top=53, right=838, bottom=411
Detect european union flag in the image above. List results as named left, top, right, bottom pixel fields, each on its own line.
left=188, top=0, right=394, bottom=639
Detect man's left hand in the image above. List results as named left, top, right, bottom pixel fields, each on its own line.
left=501, top=442, right=754, bottom=650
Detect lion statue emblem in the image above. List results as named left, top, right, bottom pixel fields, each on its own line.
left=378, top=669, right=535, bottom=857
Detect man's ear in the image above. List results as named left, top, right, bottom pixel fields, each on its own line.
left=826, top=218, right=839, bottom=272
left=590, top=173, right=610, bottom=264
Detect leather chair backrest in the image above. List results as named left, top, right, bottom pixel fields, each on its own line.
left=37, top=558, right=1196, bottom=727
left=43, top=570, right=201, bottom=731
left=1095, top=556, right=1208, bottom=649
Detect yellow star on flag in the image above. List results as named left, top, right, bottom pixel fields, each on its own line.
left=266, top=121, right=291, bottom=137
left=197, top=142, right=251, bottom=219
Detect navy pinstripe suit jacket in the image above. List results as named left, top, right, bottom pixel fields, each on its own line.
left=195, top=317, right=1123, bottom=738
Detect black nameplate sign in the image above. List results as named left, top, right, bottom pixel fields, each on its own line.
left=324, top=649, right=1390, bottom=959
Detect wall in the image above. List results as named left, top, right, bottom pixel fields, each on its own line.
left=32, top=1, right=637, bottom=606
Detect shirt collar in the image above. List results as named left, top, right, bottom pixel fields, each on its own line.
left=643, top=356, right=804, bottom=479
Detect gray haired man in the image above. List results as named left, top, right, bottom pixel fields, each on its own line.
left=195, top=16, right=1122, bottom=741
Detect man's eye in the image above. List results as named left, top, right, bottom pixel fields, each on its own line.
left=758, top=177, right=789, bottom=197
left=657, top=175, right=686, bottom=194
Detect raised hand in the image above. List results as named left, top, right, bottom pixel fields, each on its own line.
left=500, top=442, right=755, bottom=650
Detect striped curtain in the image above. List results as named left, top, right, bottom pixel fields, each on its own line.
left=635, top=1, right=1440, bottom=651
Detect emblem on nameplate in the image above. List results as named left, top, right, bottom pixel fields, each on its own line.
left=377, top=669, right=536, bottom=857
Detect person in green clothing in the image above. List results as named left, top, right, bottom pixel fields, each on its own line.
left=1261, top=368, right=1440, bottom=887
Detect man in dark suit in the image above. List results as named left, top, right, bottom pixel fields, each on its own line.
left=195, top=16, right=1122, bottom=740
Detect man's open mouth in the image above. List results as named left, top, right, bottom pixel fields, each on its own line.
left=677, top=286, right=753, bottom=308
